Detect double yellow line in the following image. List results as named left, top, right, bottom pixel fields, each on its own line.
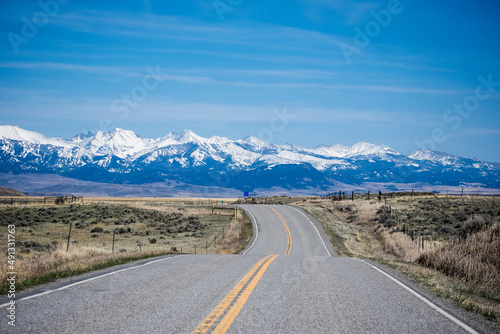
left=193, top=206, right=291, bottom=333
left=192, top=254, right=278, bottom=334
left=265, top=205, right=292, bottom=255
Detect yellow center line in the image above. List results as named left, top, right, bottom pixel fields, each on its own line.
left=213, top=255, right=279, bottom=333
left=265, top=205, right=292, bottom=255
left=192, top=255, right=278, bottom=334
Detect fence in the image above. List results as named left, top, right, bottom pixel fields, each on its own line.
left=0, top=195, right=84, bottom=206
left=319, top=188, right=499, bottom=201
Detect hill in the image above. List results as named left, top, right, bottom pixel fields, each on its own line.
left=0, top=186, right=26, bottom=196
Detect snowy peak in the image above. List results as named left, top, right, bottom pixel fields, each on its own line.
left=80, top=128, right=152, bottom=159
left=408, top=149, right=464, bottom=166
left=0, top=125, right=73, bottom=148
left=175, top=129, right=206, bottom=144
left=237, top=135, right=275, bottom=150
left=206, top=135, right=230, bottom=145
left=0, top=125, right=50, bottom=144
left=240, top=135, right=266, bottom=145
left=315, top=142, right=399, bottom=158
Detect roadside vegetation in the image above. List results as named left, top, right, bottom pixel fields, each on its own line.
left=0, top=199, right=250, bottom=294
left=293, top=194, right=500, bottom=323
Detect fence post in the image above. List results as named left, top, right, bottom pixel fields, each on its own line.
left=206, top=241, right=208, bottom=254
left=66, top=222, right=72, bottom=252
left=411, top=189, right=414, bottom=198
left=112, top=230, right=116, bottom=253
left=351, top=191, right=354, bottom=201
left=195, top=244, right=196, bottom=254
left=212, top=204, right=214, bottom=215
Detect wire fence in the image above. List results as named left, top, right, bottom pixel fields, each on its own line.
left=0, top=195, right=84, bottom=206
left=318, top=188, right=499, bottom=200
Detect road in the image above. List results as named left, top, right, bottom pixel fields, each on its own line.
left=1, top=205, right=495, bottom=333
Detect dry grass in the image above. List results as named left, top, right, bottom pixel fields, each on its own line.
left=377, top=229, right=421, bottom=262
left=212, top=210, right=253, bottom=254
left=0, top=246, right=173, bottom=294
left=417, top=222, right=500, bottom=298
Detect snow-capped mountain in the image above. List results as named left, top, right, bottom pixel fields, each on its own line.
left=0, top=126, right=498, bottom=193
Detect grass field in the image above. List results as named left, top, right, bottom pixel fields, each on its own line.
left=2, top=193, right=498, bottom=322
left=0, top=198, right=251, bottom=294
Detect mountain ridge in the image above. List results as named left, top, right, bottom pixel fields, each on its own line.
left=0, top=125, right=494, bottom=163
left=0, top=125, right=498, bottom=194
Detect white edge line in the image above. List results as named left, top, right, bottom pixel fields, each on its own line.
left=292, top=207, right=332, bottom=257
left=0, top=255, right=181, bottom=308
left=355, top=259, right=479, bottom=334
left=239, top=205, right=258, bottom=255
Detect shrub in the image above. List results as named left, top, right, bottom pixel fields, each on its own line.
left=462, top=214, right=491, bottom=237
left=75, top=221, right=88, bottom=229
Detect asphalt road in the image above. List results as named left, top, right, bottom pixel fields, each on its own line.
left=1, top=205, right=497, bottom=333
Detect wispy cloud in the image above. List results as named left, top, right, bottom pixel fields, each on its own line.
left=53, top=10, right=345, bottom=53
left=447, top=127, right=500, bottom=138
left=299, top=0, right=379, bottom=25
left=159, top=74, right=462, bottom=95
left=0, top=62, right=135, bottom=76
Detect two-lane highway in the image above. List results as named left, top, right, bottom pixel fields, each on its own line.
left=1, top=205, right=490, bottom=333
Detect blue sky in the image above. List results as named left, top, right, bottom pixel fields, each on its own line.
left=1, top=0, right=499, bottom=161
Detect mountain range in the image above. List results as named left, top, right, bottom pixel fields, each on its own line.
left=0, top=125, right=499, bottom=197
